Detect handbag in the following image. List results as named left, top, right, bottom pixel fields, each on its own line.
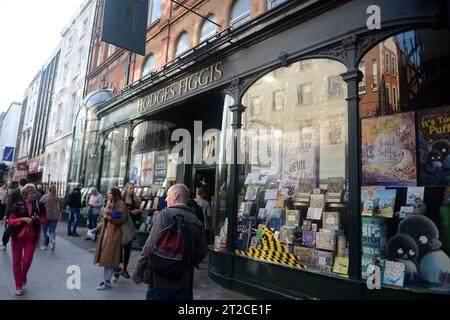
left=121, top=214, right=137, bottom=245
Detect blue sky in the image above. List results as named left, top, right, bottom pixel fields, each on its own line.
left=0, top=0, right=86, bottom=113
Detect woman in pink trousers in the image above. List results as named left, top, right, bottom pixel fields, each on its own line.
left=7, top=184, right=46, bottom=296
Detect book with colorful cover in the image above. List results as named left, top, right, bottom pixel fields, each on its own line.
left=362, top=200, right=375, bottom=216
left=294, top=246, right=316, bottom=266
left=333, top=256, right=349, bottom=276
left=362, top=216, right=387, bottom=256
left=306, top=207, right=323, bottom=220
left=264, top=189, right=279, bottom=201
left=245, top=186, right=259, bottom=201
left=255, top=224, right=266, bottom=241
left=361, top=112, right=417, bottom=186
left=316, top=229, right=336, bottom=251
left=374, top=189, right=397, bottom=218
left=382, top=260, right=405, bottom=287
left=444, top=187, right=450, bottom=204
left=322, top=211, right=340, bottom=230
left=275, top=195, right=285, bottom=208
left=257, top=208, right=267, bottom=221
left=297, top=179, right=313, bottom=193
left=265, top=200, right=276, bottom=217
left=244, top=173, right=260, bottom=185
left=361, top=254, right=378, bottom=280
left=302, top=230, right=316, bottom=248
left=279, top=226, right=296, bottom=245
left=267, top=218, right=283, bottom=231
left=406, top=187, right=425, bottom=206
left=285, top=210, right=300, bottom=226
left=294, top=192, right=311, bottom=202
left=399, top=206, right=414, bottom=219
left=327, top=177, right=345, bottom=193
left=316, top=250, right=334, bottom=273
left=235, top=220, right=253, bottom=251
left=302, top=219, right=312, bottom=231
left=418, top=106, right=450, bottom=186
left=326, top=193, right=342, bottom=203
left=361, top=186, right=385, bottom=205
left=310, top=194, right=325, bottom=208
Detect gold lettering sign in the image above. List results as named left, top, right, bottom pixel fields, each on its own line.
left=137, top=61, right=223, bottom=113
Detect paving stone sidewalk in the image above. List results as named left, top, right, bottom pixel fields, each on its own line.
left=0, top=222, right=252, bottom=300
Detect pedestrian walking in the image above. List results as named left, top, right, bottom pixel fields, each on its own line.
left=195, top=187, right=212, bottom=244
left=35, top=184, right=45, bottom=201
left=5, top=183, right=46, bottom=296
left=66, top=186, right=82, bottom=236
left=132, top=184, right=207, bottom=300
left=2, top=178, right=27, bottom=250
left=86, top=187, right=104, bottom=235
left=40, top=185, right=61, bottom=252
left=113, top=183, right=140, bottom=280
left=0, top=182, right=12, bottom=222
left=91, top=188, right=127, bottom=290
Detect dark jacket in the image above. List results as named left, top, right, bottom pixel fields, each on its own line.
left=67, top=188, right=82, bottom=208
left=186, top=199, right=205, bottom=228
left=132, top=203, right=207, bottom=290
left=6, top=187, right=23, bottom=218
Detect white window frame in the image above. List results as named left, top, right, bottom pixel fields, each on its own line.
left=371, top=59, right=377, bottom=91
left=385, top=52, right=390, bottom=74
left=175, top=32, right=189, bottom=57
left=297, top=83, right=313, bottom=106
left=268, top=0, right=288, bottom=9
left=230, top=0, right=251, bottom=28
left=392, top=56, right=396, bottom=76
left=142, top=54, right=156, bottom=76
left=358, top=60, right=366, bottom=94
left=199, top=16, right=217, bottom=44
left=148, top=0, right=162, bottom=26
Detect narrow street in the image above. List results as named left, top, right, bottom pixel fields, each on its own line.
left=0, top=222, right=252, bottom=300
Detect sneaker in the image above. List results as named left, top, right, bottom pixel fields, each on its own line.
left=96, top=281, right=111, bottom=290
left=40, top=245, right=48, bottom=251
left=50, top=241, right=56, bottom=252
left=15, top=289, right=23, bottom=296
left=121, top=270, right=130, bottom=279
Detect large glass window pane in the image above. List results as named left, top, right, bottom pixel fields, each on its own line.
left=230, top=0, right=251, bottom=28
left=142, top=54, right=156, bottom=77
left=175, top=32, right=189, bottom=57
left=148, top=0, right=162, bottom=26
left=200, top=16, right=217, bottom=43
left=236, top=59, right=349, bottom=277
left=359, top=29, right=450, bottom=293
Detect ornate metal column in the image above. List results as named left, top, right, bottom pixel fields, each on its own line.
left=123, top=121, right=135, bottom=185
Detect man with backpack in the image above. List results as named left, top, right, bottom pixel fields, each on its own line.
left=132, top=183, right=207, bottom=300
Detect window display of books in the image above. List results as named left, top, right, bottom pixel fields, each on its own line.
left=237, top=172, right=349, bottom=277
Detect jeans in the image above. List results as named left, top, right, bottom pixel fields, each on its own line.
left=146, top=286, right=193, bottom=300
left=88, top=212, right=100, bottom=230
left=43, top=220, right=58, bottom=245
left=104, top=267, right=116, bottom=282
left=68, top=207, right=80, bottom=234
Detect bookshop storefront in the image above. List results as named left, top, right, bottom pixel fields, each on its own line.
left=206, top=0, right=450, bottom=299
left=91, top=0, right=450, bottom=299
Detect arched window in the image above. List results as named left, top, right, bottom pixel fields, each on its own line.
left=230, top=0, right=251, bottom=28
left=175, top=32, right=189, bottom=57
left=199, top=15, right=217, bottom=44
left=142, top=54, right=156, bottom=76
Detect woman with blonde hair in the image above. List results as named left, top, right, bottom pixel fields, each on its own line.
left=40, top=185, right=60, bottom=251
left=114, top=182, right=141, bottom=279
left=6, top=183, right=46, bottom=295
left=92, top=188, right=127, bottom=290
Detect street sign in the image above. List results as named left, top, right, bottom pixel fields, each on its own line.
left=2, top=147, right=14, bottom=162
left=101, top=0, right=148, bottom=56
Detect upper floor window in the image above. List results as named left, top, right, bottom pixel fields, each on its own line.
left=148, top=0, right=162, bottom=26
left=392, top=56, right=396, bottom=76
left=142, top=54, right=156, bottom=76
left=79, top=17, right=88, bottom=38
left=371, top=59, right=377, bottom=91
left=268, top=0, right=288, bottom=9
left=96, top=44, right=104, bottom=67
left=175, top=32, right=189, bottom=57
left=358, top=60, right=366, bottom=94
left=230, top=0, right=251, bottom=28
left=199, top=16, right=217, bottom=43
left=385, top=52, right=390, bottom=74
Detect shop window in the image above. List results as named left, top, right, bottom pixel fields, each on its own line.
left=230, top=0, right=251, bottom=29
left=142, top=54, right=156, bottom=77
left=359, top=29, right=450, bottom=293
left=175, top=32, right=189, bottom=58
left=234, top=59, right=350, bottom=278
